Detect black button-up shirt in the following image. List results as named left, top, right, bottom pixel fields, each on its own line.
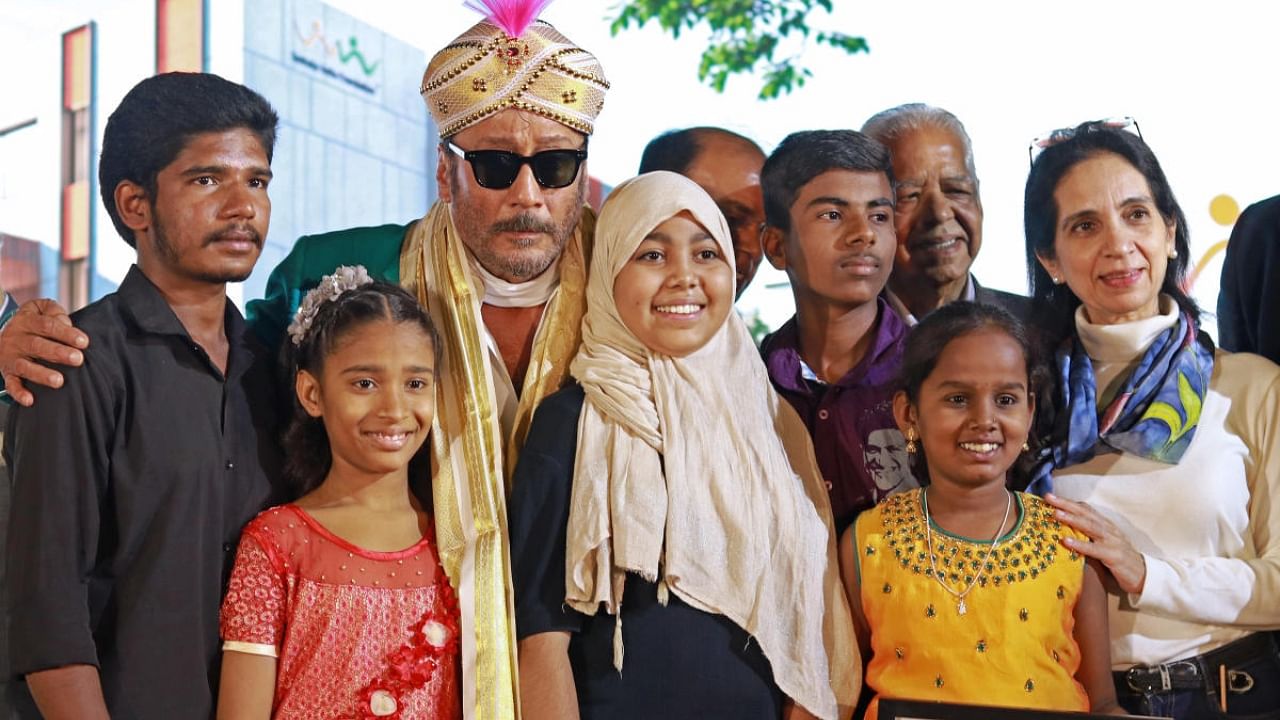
left=5, top=266, right=282, bottom=719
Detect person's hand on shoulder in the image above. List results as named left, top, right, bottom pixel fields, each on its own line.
left=0, top=298, right=89, bottom=406
left=1045, top=493, right=1147, bottom=595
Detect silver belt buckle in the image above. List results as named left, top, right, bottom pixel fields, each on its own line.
left=1125, top=661, right=1192, bottom=693
left=1124, top=667, right=1158, bottom=693
left=1228, top=669, right=1255, bottom=694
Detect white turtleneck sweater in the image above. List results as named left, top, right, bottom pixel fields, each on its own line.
left=1052, top=297, right=1280, bottom=668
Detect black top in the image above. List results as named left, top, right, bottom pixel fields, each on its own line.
left=508, top=384, right=783, bottom=720
left=1218, top=193, right=1280, bottom=364
left=4, top=266, right=283, bottom=719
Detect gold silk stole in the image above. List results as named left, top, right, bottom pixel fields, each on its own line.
left=400, top=202, right=592, bottom=720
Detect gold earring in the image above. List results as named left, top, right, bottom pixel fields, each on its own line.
left=905, top=428, right=918, bottom=455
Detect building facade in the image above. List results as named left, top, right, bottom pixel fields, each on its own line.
left=0, top=0, right=436, bottom=309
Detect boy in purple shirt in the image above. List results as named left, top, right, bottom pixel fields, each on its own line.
left=759, top=130, right=917, bottom=532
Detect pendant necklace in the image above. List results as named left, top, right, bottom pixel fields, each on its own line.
left=922, top=487, right=1013, bottom=616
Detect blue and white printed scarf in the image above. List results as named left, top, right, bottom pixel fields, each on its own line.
left=1027, top=312, right=1214, bottom=495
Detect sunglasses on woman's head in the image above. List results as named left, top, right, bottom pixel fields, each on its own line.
left=1028, top=116, right=1142, bottom=166
left=444, top=139, right=587, bottom=190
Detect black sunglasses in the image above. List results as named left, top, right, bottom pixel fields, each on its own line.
left=444, top=140, right=587, bottom=190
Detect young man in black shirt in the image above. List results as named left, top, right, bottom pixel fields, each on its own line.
left=4, top=72, right=282, bottom=720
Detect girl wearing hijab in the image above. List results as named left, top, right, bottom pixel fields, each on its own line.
left=507, top=171, right=859, bottom=720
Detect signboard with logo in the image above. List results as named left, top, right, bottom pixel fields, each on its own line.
left=289, top=11, right=381, bottom=97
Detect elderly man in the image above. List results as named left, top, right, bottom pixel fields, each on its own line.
left=861, top=104, right=1029, bottom=324
left=638, top=127, right=767, bottom=296
left=0, top=11, right=608, bottom=720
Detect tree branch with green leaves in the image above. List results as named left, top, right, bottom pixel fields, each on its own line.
left=609, top=0, right=868, bottom=99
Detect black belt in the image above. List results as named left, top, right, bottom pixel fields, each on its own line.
left=1116, top=631, right=1277, bottom=694
left=1119, top=659, right=1202, bottom=693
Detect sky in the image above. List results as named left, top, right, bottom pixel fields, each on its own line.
left=3, top=0, right=1279, bottom=335
left=314, top=0, right=1280, bottom=334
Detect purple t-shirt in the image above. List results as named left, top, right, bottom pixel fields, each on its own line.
left=761, top=299, right=917, bottom=531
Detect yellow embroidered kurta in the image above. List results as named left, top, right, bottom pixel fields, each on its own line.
left=856, top=490, right=1089, bottom=719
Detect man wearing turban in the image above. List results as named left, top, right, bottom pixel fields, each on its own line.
left=0, top=6, right=608, bottom=719
left=249, top=13, right=608, bottom=720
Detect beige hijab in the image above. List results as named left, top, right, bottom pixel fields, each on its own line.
left=565, top=171, right=859, bottom=720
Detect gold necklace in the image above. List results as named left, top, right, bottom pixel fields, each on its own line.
left=922, top=488, right=1013, bottom=616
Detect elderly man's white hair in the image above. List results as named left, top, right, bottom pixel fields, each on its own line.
left=861, top=103, right=978, bottom=179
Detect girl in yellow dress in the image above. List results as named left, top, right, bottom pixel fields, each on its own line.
left=838, top=302, right=1123, bottom=718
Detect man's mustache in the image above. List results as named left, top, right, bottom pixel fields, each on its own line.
left=203, top=225, right=263, bottom=247
left=490, top=214, right=557, bottom=235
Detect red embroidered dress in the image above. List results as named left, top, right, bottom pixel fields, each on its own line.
left=220, top=505, right=461, bottom=719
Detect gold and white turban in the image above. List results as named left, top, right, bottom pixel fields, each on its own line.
left=421, top=13, right=609, bottom=138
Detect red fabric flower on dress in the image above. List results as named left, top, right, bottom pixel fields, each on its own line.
left=352, top=578, right=462, bottom=717
left=411, top=582, right=460, bottom=657
left=355, top=681, right=402, bottom=719
left=386, top=644, right=436, bottom=687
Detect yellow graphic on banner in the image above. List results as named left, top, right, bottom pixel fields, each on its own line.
left=1184, top=193, right=1240, bottom=292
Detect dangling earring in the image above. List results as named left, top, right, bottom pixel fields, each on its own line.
left=905, top=428, right=918, bottom=455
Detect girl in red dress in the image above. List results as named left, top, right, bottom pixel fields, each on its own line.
left=217, top=267, right=461, bottom=719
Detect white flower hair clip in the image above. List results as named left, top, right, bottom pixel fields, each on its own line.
left=287, top=265, right=375, bottom=346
